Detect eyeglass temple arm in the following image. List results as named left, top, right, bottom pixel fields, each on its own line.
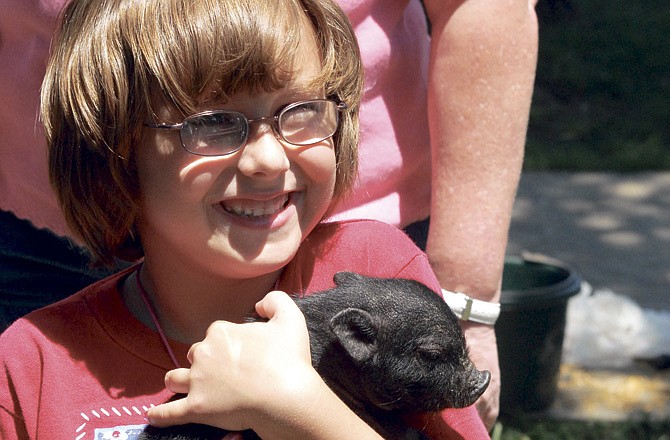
left=144, top=122, right=183, bottom=130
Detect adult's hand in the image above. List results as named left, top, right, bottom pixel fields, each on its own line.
left=461, top=321, right=501, bottom=430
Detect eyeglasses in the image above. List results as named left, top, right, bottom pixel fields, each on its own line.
left=145, top=99, right=347, bottom=157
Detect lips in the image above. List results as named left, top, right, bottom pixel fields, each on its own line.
left=220, top=193, right=290, bottom=219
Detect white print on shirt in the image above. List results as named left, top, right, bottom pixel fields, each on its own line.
left=75, top=404, right=155, bottom=440
left=95, top=425, right=147, bottom=439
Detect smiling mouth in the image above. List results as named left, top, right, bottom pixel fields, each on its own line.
left=221, top=193, right=291, bottom=219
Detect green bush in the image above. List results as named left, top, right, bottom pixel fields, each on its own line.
left=525, top=0, right=670, bottom=171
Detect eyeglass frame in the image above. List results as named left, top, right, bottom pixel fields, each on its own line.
left=144, top=98, right=348, bottom=157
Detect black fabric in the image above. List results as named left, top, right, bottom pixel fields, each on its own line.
left=403, top=217, right=430, bottom=251
left=0, top=210, right=126, bottom=332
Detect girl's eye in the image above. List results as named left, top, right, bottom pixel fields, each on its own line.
left=282, top=103, right=320, bottom=125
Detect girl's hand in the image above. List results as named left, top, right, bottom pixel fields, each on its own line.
left=146, top=290, right=318, bottom=432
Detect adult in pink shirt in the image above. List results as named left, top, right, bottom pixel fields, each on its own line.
left=336, top=0, right=538, bottom=429
left=0, top=0, right=538, bottom=429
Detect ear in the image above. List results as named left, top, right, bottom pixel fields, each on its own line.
left=333, top=271, right=364, bottom=287
left=329, top=308, right=378, bottom=363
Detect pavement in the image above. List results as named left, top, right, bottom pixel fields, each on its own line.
left=507, top=171, right=670, bottom=311
left=504, top=171, right=670, bottom=421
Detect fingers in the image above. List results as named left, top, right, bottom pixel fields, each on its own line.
left=255, top=290, right=301, bottom=322
left=146, top=294, right=311, bottom=432
left=149, top=368, right=193, bottom=426
left=146, top=396, right=193, bottom=427
left=164, top=368, right=191, bottom=394
left=460, top=322, right=500, bottom=430
left=187, top=341, right=201, bottom=365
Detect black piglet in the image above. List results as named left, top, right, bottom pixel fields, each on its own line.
left=139, top=272, right=490, bottom=440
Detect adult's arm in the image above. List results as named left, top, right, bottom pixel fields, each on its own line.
left=421, top=0, right=539, bottom=430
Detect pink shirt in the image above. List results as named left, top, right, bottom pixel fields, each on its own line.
left=0, top=220, right=488, bottom=439
left=330, top=0, right=432, bottom=227
left=0, top=0, right=71, bottom=236
left=0, top=0, right=432, bottom=237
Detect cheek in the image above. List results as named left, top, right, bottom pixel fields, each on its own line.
left=177, top=157, right=234, bottom=192
left=136, top=144, right=231, bottom=218
left=136, top=133, right=181, bottom=194
left=296, top=145, right=337, bottom=188
left=137, top=157, right=189, bottom=208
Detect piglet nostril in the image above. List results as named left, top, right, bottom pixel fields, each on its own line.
left=474, top=369, right=491, bottom=394
left=466, top=368, right=491, bottom=405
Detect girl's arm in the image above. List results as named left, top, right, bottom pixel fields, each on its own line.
left=146, top=291, right=383, bottom=440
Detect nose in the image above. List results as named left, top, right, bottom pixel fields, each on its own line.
left=237, top=123, right=290, bottom=179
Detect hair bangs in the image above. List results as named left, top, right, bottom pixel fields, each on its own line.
left=131, top=0, right=307, bottom=116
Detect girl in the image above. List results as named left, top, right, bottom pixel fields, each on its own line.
left=0, top=0, right=487, bottom=438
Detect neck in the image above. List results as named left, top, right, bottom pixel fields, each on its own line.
left=122, top=260, right=280, bottom=344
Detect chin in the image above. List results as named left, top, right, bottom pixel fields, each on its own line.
left=208, top=233, right=300, bottom=277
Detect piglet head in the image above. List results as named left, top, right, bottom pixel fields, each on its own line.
left=328, top=273, right=490, bottom=413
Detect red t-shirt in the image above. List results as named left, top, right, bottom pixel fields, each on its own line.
left=0, top=220, right=487, bottom=439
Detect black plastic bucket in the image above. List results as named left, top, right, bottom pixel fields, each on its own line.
left=495, top=254, right=582, bottom=413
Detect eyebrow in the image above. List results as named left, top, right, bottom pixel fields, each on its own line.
left=278, top=85, right=326, bottom=100
left=199, top=82, right=326, bottom=108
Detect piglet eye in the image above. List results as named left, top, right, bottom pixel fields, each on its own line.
left=418, top=345, right=444, bottom=362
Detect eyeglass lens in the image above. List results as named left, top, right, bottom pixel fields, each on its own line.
left=180, top=100, right=339, bottom=156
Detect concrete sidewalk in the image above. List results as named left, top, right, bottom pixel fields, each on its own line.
left=507, top=171, right=670, bottom=311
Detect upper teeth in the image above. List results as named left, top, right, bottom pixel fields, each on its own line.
left=223, top=194, right=289, bottom=217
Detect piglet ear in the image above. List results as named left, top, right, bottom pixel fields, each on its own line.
left=330, top=308, right=378, bottom=363
left=333, top=271, right=364, bottom=287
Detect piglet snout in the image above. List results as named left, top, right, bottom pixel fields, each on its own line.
left=458, top=367, right=491, bottom=408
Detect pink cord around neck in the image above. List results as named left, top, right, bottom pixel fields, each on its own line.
left=135, top=266, right=182, bottom=369
left=133, top=265, right=283, bottom=371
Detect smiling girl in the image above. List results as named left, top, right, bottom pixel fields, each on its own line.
left=0, top=0, right=487, bottom=438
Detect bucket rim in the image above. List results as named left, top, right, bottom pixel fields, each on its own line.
left=501, top=253, right=582, bottom=311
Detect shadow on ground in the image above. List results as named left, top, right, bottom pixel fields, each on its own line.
left=507, top=172, right=670, bottom=310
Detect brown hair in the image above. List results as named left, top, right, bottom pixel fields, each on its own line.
left=41, top=0, right=363, bottom=264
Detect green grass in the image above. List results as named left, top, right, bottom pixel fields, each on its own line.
left=524, top=0, right=670, bottom=171
left=493, top=416, right=670, bottom=440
